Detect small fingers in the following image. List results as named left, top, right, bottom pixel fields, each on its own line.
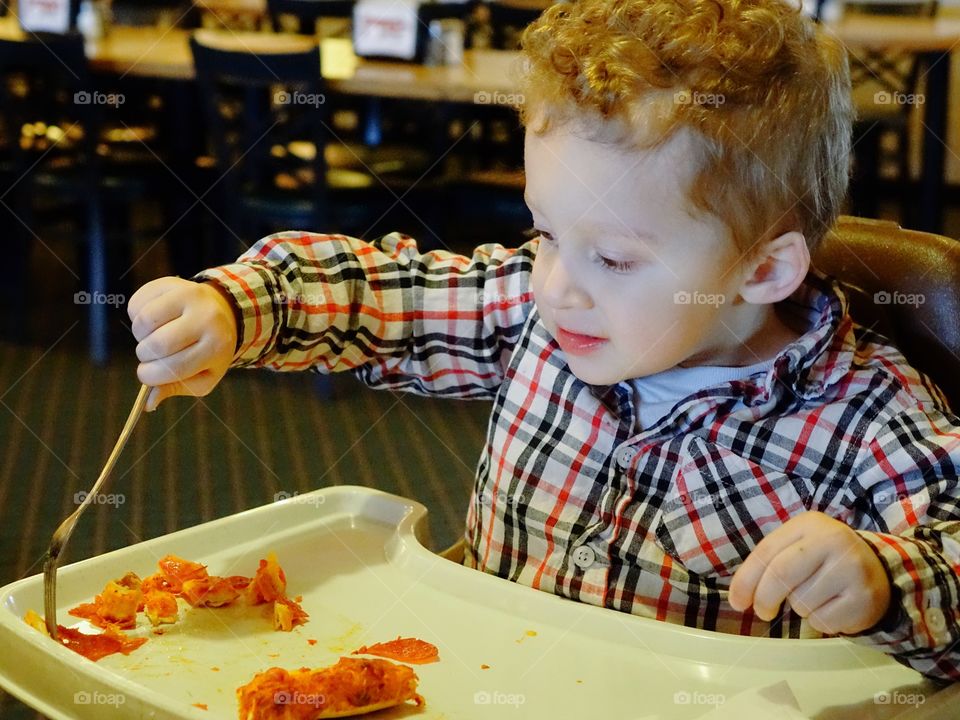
left=136, top=317, right=198, bottom=363
left=137, top=339, right=211, bottom=388
left=729, top=524, right=806, bottom=612
left=144, top=371, right=218, bottom=412
left=751, top=541, right=828, bottom=620
left=146, top=386, right=163, bottom=412
left=130, top=285, right=188, bottom=342
left=127, top=277, right=182, bottom=324
left=805, top=594, right=850, bottom=635
left=786, top=568, right=843, bottom=619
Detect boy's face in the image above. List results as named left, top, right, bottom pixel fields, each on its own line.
left=526, top=124, right=755, bottom=385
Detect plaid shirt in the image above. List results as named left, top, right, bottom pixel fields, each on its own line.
left=199, top=231, right=960, bottom=682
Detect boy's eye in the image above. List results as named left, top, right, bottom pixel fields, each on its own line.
left=599, top=256, right=635, bottom=273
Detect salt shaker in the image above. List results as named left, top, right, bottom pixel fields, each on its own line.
left=441, top=19, right=464, bottom=66
left=425, top=20, right=444, bottom=66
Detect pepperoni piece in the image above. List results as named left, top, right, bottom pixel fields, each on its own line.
left=352, top=637, right=439, bottom=664
left=157, top=555, right=208, bottom=594
left=56, top=625, right=147, bottom=662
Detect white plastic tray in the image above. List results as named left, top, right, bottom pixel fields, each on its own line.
left=0, top=486, right=952, bottom=719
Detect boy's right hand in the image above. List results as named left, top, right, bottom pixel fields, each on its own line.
left=128, top=277, right=239, bottom=411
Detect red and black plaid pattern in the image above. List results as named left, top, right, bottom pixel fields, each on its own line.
left=198, top=231, right=960, bottom=681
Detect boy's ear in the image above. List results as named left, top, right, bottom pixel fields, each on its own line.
left=738, top=230, right=810, bottom=305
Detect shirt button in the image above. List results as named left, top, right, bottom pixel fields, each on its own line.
left=572, top=545, right=596, bottom=569
left=617, top=446, right=638, bottom=468
left=926, top=608, right=946, bottom=639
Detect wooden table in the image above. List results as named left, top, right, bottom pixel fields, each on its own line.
left=0, top=18, right=524, bottom=105
left=825, top=14, right=960, bottom=52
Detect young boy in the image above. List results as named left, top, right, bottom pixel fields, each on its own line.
left=128, top=0, right=960, bottom=681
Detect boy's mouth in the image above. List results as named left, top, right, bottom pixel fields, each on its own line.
left=556, top=327, right=607, bottom=356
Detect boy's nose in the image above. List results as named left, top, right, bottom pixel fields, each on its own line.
left=541, top=257, right=592, bottom=309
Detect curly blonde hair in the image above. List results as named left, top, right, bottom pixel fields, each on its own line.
left=518, top=0, right=853, bottom=254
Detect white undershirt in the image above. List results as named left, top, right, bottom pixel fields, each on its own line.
left=630, top=357, right=774, bottom=431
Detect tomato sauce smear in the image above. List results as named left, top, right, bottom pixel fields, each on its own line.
left=55, top=625, right=148, bottom=662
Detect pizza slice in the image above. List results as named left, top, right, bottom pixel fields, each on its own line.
left=236, top=657, right=423, bottom=719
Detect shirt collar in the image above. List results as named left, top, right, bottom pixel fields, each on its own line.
left=754, top=270, right=855, bottom=403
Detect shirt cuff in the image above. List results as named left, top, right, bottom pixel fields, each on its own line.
left=849, top=530, right=957, bottom=660
left=192, top=262, right=281, bottom=366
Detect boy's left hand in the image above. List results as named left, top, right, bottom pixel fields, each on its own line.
left=728, top=511, right=891, bottom=635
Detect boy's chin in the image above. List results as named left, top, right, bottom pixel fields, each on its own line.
left=565, top=359, right=627, bottom=387
left=565, top=354, right=673, bottom=387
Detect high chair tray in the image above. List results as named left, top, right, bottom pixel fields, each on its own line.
left=0, top=485, right=950, bottom=719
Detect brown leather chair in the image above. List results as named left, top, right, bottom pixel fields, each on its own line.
left=813, top=215, right=960, bottom=410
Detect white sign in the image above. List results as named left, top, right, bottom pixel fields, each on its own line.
left=353, top=0, right=420, bottom=61
left=19, top=0, right=72, bottom=33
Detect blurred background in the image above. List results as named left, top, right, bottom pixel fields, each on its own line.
left=3, top=0, right=960, bottom=715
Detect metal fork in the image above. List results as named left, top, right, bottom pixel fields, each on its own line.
left=43, top=384, right=151, bottom=639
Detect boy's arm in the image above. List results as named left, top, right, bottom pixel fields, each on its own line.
left=847, top=403, right=960, bottom=682
left=194, top=231, right=538, bottom=399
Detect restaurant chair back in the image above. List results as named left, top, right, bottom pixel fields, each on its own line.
left=488, top=1, right=541, bottom=49
left=267, top=0, right=354, bottom=33
left=813, top=215, right=960, bottom=410
left=0, top=35, right=99, bottom=171
left=189, top=31, right=389, bottom=249
left=0, top=34, right=112, bottom=362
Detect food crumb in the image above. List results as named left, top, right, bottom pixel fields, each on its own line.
left=307, top=639, right=317, bottom=646
left=192, top=703, right=208, bottom=710
left=480, top=664, right=490, bottom=670
left=516, top=630, right=538, bottom=644
left=210, top=667, right=220, bottom=672
left=268, top=653, right=280, bottom=658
